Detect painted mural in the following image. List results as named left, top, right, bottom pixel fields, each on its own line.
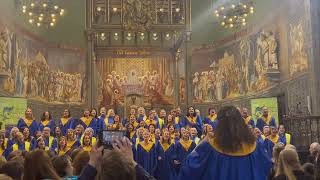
left=289, top=20, right=308, bottom=76
left=97, top=57, right=174, bottom=107
left=0, top=25, right=86, bottom=104
left=192, top=30, right=279, bottom=103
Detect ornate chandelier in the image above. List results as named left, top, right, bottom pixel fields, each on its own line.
left=214, top=1, right=254, bottom=28
left=21, top=0, right=65, bottom=28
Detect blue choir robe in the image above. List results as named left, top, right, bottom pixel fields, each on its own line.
left=256, top=115, right=276, bottom=131
left=79, top=117, right=98, bottom=136
left=204, top=115, right=218, bottom=129
left=38, top=119, right=56, bottom=133
left=137, top=115, right=147, bottom=123
left=128, top=131, right=136, bottom=141
left=190, top=136, right=201, bottom=145
left=158, top=118, right=165, bottom=129
left=175, top=116, right=184, bottom=129
left=7, top=139, right=16, bottom=148
left=44, top=136, right=58, bottom=151
left=65, top=139, right=80, bottom=155
left=135, top=142, right=157, bottom=175
left=181, top=116, right=203, bottom=136
left=58, top=117, right=75, bottom=136
left=174, top=139, right=196, bottom=172
left=4, top=142, right=31, bottom=159
left=244, top=116, right=255, bottom=127
left=154, top=142, right=177, bottom=180
left=17, top=117, right=39, bottom=137
left=179, top=140, right=272, bottom=180
left=279, top=133, right=292, bottom=145
left=97, top=116, right=114, bottom=134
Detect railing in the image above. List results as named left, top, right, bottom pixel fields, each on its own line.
left=282, top=115, right=320, bottom=151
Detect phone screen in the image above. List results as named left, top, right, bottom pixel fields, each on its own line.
left=102, top=130, right=126, bottom=149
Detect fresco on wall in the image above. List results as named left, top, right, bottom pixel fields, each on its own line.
left=192, top=30, right=278, bottom=103
left=289, top=20, right=308, bottom=76
left=0, top=25, right=86, bottom=104
left=97, top=57, right=174, bottom=108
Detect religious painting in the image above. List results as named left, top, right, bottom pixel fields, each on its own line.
left=288, top=20, right=308, bottom=76
left=192, top=30, right=278, bottom=103
left=97, top=57, right=174, bottom=108
left=0, top=23, right=86, bottom=104
left=0, top=97, right=27, bottom=127
left=250, top=97, right=279, bottom=125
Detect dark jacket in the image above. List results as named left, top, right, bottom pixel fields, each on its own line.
left=272, top=170, right=314, bottom=180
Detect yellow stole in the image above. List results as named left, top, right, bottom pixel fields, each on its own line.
left=150, top=134, right=156, bottom=143
left=61, top=118, right=70, bottom=126
left=268, top=135, right=279, bottom=144
left=158, top=118, right=164, bottom=129
left=285, top=133, right=291, bottom=144
left=146, top=119, right=157, bottom=126
left=130, top=131, right=135, bottom=139
left=175, top=117, right=180, bottom=124
left=13, top=142, right=30, bottom=152
left=104, top=117, right=111, bottom=127
left=41, top=120, right=50, bottom=127
left=179, top=139, right=193, bottom=151
left=22, top=117, right=34, bottom=127
left=187, top=116, right=197, bottom=124
left=67, top=140, right=76, bottom=150
left=208, top=138, right=256, bottom=156
left=80, top=116, right=93, bottom=127
left=261, top=115, right=272, bottom=125
left=83, top=146, right=92, bottom=152
left=245, top=116, right=252, bottom=125
left=160, top=142, right=172, bottom=152
left=208, top=114, right=217, bottom=122
left=58, top=149, right=66, bottom=156
left=133, top=121, right=139, bottom=129
left=139, top=141, right=154, bottom=152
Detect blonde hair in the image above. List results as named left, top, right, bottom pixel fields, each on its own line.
left=276, top=149, right=302, bottom=180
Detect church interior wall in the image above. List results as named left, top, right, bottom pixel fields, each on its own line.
left=191, top=0, right=312, bottom=116
left=0, top=19, right=87, bottom=120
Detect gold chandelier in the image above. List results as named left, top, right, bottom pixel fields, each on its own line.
left=21, top=0, right=65, bottom=28
left=214, top=1, right=254, bottom=28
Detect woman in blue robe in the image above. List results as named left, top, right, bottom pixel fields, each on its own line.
left=57, top=109, right=75, bottom=136
left=174, top=127, right=196, bottom=173
left=17, top=108, right=39, bottom=137
left=97, top=109, right=115, bottom=134
left=179, top=106, right=272, bottom=180
left=181, top=106, right=203, bottom=136
left=78, top=109, right=98, bottom=136
left=155, top=129, right=177, bottom=180
left=38, top=111, right=56, bottom=133
left=135, top=129, right=157, bottom=176
left=203, top=108, right=218, bottom=129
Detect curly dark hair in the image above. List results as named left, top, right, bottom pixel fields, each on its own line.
left=41, top=111, right=52, bottom=121
left=186, top=106, right=197, bottom=117
left=215, top=106, right=256, bottom=153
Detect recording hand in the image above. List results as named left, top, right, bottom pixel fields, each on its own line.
left=113, top=137, right=137, bottom=166
left=88, top=140, right=104, bottom=168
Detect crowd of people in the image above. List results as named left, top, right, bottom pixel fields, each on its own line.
left=0, top=105, right=316, bottom=180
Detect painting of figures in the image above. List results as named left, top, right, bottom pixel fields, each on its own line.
left=192, top=29, right=279, bottom=103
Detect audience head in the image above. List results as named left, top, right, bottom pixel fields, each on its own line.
left=52, top=155, right=73, bottom=177
left=97, top=149, right=136, bottom=180
left=215, top=106, right=256, bottom=153
left=23, top=149, right=60, bottom=180
left=272, top=142, right=285, bottom=164
left=72, top=151, right=90, bottom=175
left=309, top=142, right=320, bottom=156
left=0, top=160, right=23, bottom=180
left=302, top=163, right=314, bottom=176
left=276, top=149, right=302, bottom=179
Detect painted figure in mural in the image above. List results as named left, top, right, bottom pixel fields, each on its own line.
left=289, top=21, right=308, bottom=75
left=179, top=77, right=185, bottom=101
left=128, top=69, right=139, bottom=85
left=215, top=71, right=222, bottom=101
left=240, top=39, right=251, bottom=93
left=0, top=31, right=8, bottom=71
left=192, top=72, right=199, bottom=100
left=207, top=71, right=216, bottom=101
left=164, top=72, right=174, bottom=97
left=257, top=31, right=278, bottom=70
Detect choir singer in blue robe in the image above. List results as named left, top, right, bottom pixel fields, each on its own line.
left=179, top=106, right=272, bottom=180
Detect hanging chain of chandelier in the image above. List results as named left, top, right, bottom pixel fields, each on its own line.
left=214, top=1, right=254, bottom=28
left=21, top=0, right=65, bottom=28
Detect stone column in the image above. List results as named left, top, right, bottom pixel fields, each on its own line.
left=309, top=0, right=320, bottom=115
left=185, top=0, right=193, bottom=106
left=86, top=32, right=94, bottom=107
